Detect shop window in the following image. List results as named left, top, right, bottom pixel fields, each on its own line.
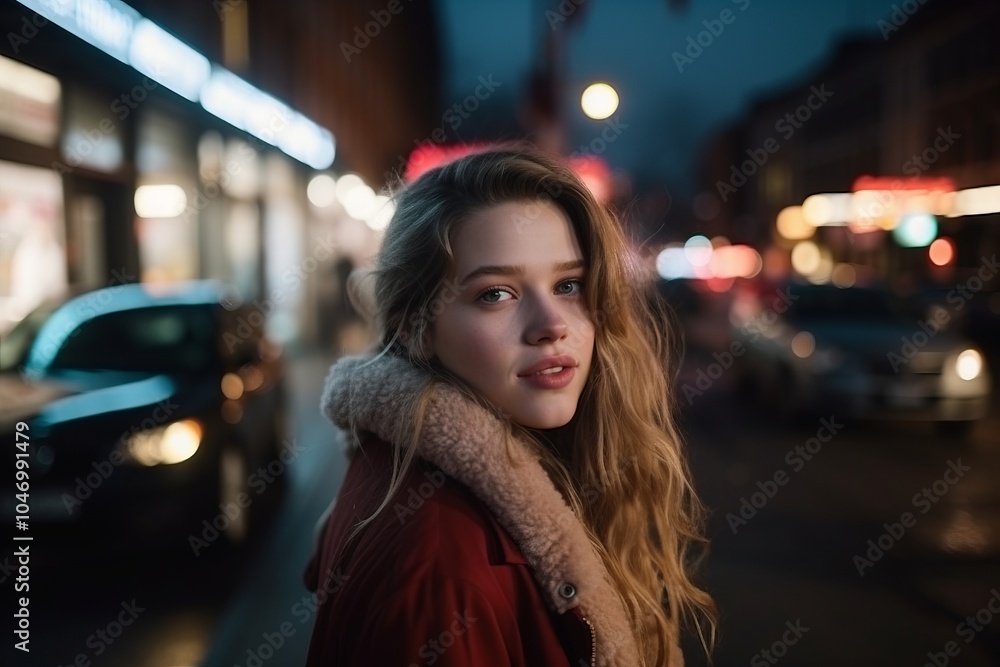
left=0, top=161, right=67, bottom=331
left=0, top=56, right=60, bottom=147
left=62, top=86, right=125, bottom=173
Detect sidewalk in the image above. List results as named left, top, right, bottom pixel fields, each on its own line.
left=200, top=346, right=347, bottom=667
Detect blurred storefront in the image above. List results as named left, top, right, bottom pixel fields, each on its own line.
left=0, top=0, right=442, bottom=349
left=698, top=0, right=1000, bottom=288
left=0, top=0, right=306, bottom=341
left=0, top=52, right=68, bottom=330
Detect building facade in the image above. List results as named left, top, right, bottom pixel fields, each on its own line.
left=699, top=0, right=999, bottom=282
left=0, top=0, right=441, bottom=347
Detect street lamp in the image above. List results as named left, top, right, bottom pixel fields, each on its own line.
left=581, top=82, right=619, bottom=120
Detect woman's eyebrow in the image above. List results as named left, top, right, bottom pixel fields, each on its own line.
left=458, top=259, right=585, bottom=286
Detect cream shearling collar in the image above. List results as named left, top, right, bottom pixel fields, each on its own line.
left=320, top=352, right=645, bottom=667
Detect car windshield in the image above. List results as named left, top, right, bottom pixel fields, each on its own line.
left=0, top=301, right=62, bottom=373
left=783, top=285, right=910, bottom=324
left=45, top=305, right=219, bottom=374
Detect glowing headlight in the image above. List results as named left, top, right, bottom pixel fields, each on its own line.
left=126, top=419, right=203, bottom=466
left=955, top=349, right=982, bottom=381
left=791, top=331, right=816, bottom=359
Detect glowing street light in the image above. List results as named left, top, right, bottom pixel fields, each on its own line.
left=581, top=82, right=619, bottom=120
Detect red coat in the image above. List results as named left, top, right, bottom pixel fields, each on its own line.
left=303, top=435, right=595, bottom=665
left=309, top=353, right=656, bottom=666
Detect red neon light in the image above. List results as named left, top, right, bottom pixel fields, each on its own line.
left=403, top=143, right=613, bottom=202
left=403, top=143, right=491, bottom=182
left=852, top=175, right=956, bottom=193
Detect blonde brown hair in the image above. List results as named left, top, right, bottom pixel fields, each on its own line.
left=359, top=144, right=715, bottom=664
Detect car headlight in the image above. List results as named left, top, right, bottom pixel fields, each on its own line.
left=124, top=419, right=202, bottom=466
left=955, top=349, right=982, bottom=381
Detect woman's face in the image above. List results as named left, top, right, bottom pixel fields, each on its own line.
left=427, top=199, right=595, bottom=430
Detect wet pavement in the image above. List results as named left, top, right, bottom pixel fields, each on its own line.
left=680, top=348, right=1000, bottom=667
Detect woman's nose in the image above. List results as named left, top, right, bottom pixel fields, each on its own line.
left=523, top=296, right=569, bottom=344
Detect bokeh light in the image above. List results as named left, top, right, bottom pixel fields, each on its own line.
left=831, top=263, right=857, bottom=288
left=581, top=82, right=619, bottom=120
left=791, top=331, right=816, bottom=358
left=956, top=349, right=982, bottom=381
left=893, top=213, right=937, bottom=247
left=307, top=174, right=337, bottom=207
left=928, top=237, right=955, bottom=266
left=684, top=235, right=713, bottom=267
left=777, top=206, right=814, bottom=240
left=134, top=184, right=187, bottom=218
left=791, top=241, right=821, bottom=275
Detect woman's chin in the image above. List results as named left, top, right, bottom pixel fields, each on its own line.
left=510, top=406, right=576, bottom=431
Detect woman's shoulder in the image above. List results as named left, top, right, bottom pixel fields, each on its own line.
left=334, top=435, right=528, bottom=590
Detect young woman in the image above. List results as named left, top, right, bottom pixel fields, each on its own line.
left=303, top=145, right=715, bottom=666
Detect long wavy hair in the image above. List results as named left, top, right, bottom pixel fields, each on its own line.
left=355, top=144, right=716, bottom=664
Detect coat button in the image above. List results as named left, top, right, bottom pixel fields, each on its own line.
left=558, top=583, right=577, bottom=599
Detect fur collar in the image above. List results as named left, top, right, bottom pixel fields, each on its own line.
left=321, top=352, right=645, bottom=667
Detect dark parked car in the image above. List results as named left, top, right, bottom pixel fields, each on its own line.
left=731, top=282, right=991, bottom=432
left=0, top=281, right=287, bottom=550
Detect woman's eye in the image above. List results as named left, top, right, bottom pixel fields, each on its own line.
left=478, top=287, right=513, bottom=303
left=557, top=279, right=584, bottom=295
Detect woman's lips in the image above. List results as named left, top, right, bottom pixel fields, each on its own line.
left=518, top=366, right=575, bottom=389
left=517, top=354, right=579, bottom=377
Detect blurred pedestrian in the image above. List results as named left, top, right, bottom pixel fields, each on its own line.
left=303, top=145, right=715, bottom=666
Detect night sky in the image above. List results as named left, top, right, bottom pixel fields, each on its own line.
left=438, top=0, right=905, bottom=194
